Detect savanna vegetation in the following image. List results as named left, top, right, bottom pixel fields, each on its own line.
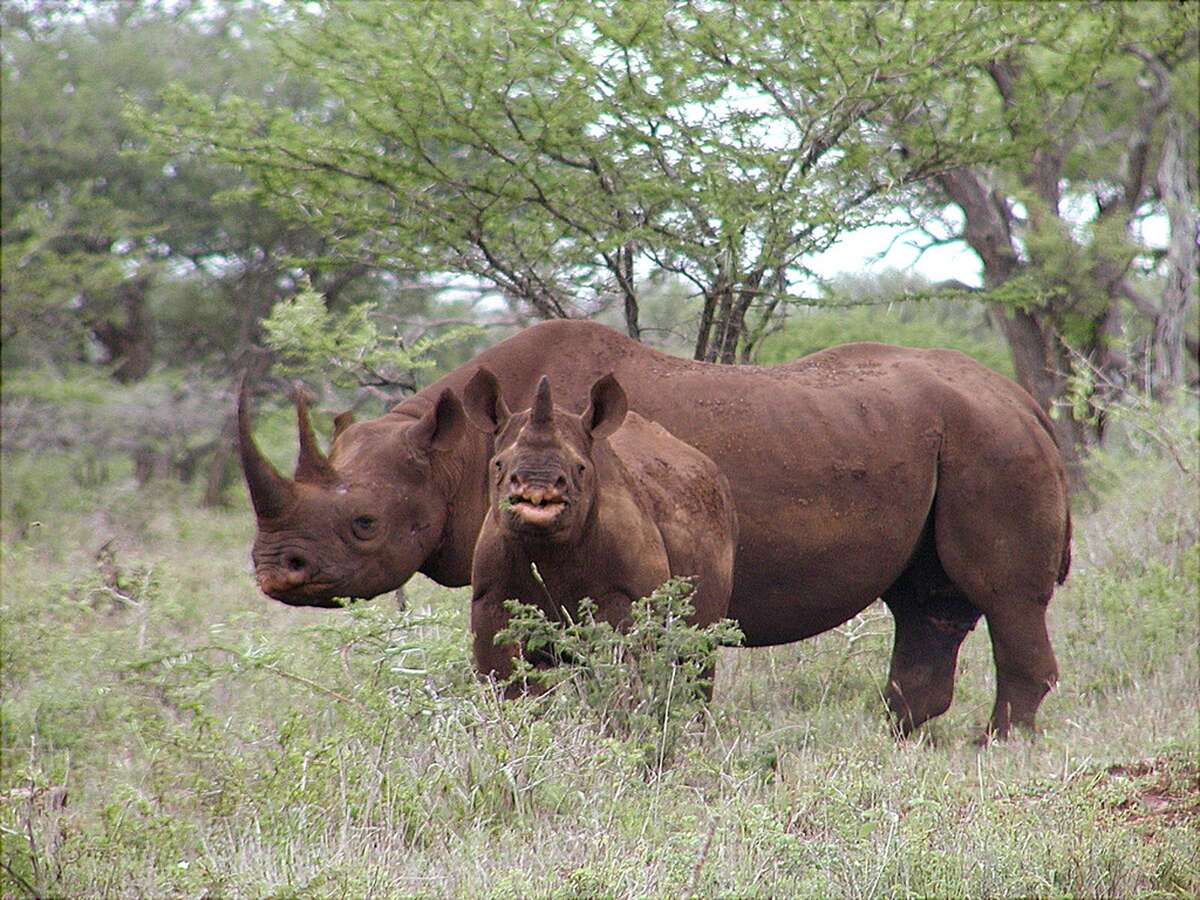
left=2, top=388, right=1197, bottom=896
left=2, top=1, right=1197, bottom=896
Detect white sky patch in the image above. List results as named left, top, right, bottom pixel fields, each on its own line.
left=804, top=222, right=983, bottom=287
left=805, top=196, right=1171, bottom=288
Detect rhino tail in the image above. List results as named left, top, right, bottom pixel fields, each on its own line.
left=1056, top=507, right=1072, bottom=585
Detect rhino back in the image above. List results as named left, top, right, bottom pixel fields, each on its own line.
left=400, top=320, right=1065, bottom=647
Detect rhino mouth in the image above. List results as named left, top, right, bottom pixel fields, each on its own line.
left=504, top=491, right=569, bottom=529
left=256, top=570, right=353, bottom=607
left=259, top=580, right=348, bottom=608
left=269, top=590, right=348, bottom=609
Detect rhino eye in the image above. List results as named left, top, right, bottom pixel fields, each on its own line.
left=351, top=515, right=378, bottom=540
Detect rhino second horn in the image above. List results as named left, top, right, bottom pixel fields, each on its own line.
left=293, top=384, right=339, bottom=485
left=237, top=378, right=294, bottom=519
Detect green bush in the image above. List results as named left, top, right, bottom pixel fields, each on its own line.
left=497, top=578, right=743, bottom=771
left=758, top=301, right=1013, bottom=376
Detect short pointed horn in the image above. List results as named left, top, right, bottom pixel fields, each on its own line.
left=237, top=376, right=293, bottom=519
left=530, top=375, right=554, bottom=429
left=292, top=382, right=338, bottom=485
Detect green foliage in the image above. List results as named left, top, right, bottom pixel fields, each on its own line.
left=497, top=578, right=743, bottom=770
left=1, top=367, right=231, bottom=503
left=1064, top=352, right=1199, bottom=478
left=260, top=284, right=480, bottom=389
left=0, top=1, right=389, bottom=380
left=862, top=1, right=1198, bottom=414
left=145, top=0, right=1039, bottom=356
left=1, top=4, right=230, bottom=369
left=757, top=271, right=1013, bottom=376
left=0, top=187, right=132, bottom=364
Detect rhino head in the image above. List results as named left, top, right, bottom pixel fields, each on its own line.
left=463, top=369, right=627, bottom=545
left=237, top=380, right=467, bottom=606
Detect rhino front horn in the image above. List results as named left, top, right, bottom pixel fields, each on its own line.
left=530, top=375, right=554, bottom=430
left=237, top=376, right=294, bottom=519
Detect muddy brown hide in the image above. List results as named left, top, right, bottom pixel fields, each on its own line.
left=461, top=371, right=737, bottom=689
left=239, top=319, right=1071, bottom=736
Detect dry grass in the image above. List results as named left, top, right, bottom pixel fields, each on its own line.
left=2, top=425, right=1197, bottom=897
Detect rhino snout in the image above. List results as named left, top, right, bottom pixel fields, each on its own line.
left=257, top=552, right=310, bottom=595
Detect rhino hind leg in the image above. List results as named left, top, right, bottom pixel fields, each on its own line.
left=928, top=455, right=1065, bottom=740
left=978, top=600, right=1058, bottom=739
left=882, top=529, right=982, bottom=736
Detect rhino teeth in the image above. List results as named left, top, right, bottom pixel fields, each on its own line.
left=511, top=495, right=562, bottom=507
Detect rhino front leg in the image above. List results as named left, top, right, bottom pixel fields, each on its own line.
left=474, top=586, right=578, bottom=698
left=470, top=590, right=530, bottom=698
left=593, top=591, right=634, bottom=630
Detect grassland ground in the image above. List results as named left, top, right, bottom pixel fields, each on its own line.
left=1, top=430, right=1197, bottom=897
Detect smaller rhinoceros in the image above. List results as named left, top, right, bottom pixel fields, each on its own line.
left=461, top=369, right=737, bottom=692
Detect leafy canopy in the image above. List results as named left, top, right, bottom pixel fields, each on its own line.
left=261, top=284, right=480, bottom=388
left=147, top=0, right=1027, bottom=357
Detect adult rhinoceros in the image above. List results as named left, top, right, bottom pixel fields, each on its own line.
left=238, top=319, right=1071, bottom=737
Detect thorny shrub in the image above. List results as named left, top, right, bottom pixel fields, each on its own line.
left=496, top=577, right=744, bottom=771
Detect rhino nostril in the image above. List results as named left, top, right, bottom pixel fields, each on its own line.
left=554, top=475, right=567, bottom=490
left=286, top=555, right=307, bottom=573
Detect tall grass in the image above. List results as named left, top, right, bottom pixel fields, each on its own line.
left=2, top=410, right=1197, bottom=897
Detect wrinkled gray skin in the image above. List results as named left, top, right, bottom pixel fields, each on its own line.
left=240, top=382, right=475, bottom=607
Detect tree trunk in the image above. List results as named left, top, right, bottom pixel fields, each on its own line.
left=996, top=310, right=1086, bottom=486
left=201, top=412, right=239, bottom=508
left=703, top=283, right=736, bottom=363
left=934, top=167, right=1091, bottom=489
left=1150, top=111, right=1198, bottom=397
left=618, top=243, right=640, bottom=341
left=693, top=284, right=721, bottom=362
left=623, top=291, right=641, bottom=342
left=713, top=293, right=747, bottom=364
left=91, top=275, right=154, bottom=383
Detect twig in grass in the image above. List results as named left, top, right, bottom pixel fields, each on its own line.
left=128, top=644, right=371, bottom=713
left=684, top=817, right=718, bottom=898
left=21, top=754, right=42, bottom=894
left=655, top=662, right=679, bottom=776
left=863, top=811, right=899, bottom=899
left=0, top=859, right=37, bottom=898
left=256, top=660, right=370, bottom=714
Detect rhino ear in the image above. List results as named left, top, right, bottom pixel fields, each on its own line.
left=462, top=367, right=510, bottom=434
left=331, top=410, right=356, bottom=443
left=408, top=388, right=465, bottom=454
left=582, top=373, right=627, bottom=440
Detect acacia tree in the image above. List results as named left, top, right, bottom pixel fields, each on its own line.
left=150, top=0, right=1027, bottom=363
left=146, top=1, right=1196, bottom=482
left=2, top=0, right=422, bottom=505
left=870, top=2, right=1197, bottom=472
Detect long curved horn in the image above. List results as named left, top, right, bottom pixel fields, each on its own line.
left=292, top=383, right=338, bottom=485
left=237, top=376, right=293, bottom=518
left=530, top=375, right=554, bottom=430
